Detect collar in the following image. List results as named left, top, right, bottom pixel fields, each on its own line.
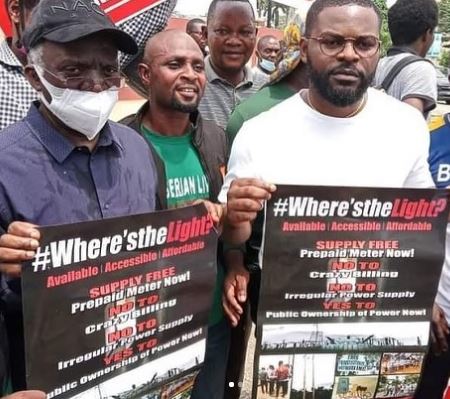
left=25, top=101, right=122, bottom=163
left=0, top=39, right=22, bottom=68
left=204, top=56, right=254, bottom=86
left=387, top=46, right=419, bottom=57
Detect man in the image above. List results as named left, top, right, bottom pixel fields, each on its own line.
left=186, top=18, right=208, bottom=56
left=198, top=0, right=268, bottom=129
left=220, top=0, right=433, bottom=330
left=253, top=35, right=281, bottom=79
left=275, top=361, right=290, bottom=398
left=258, top=367, right=268, bottom=394
left=418, top=114, right=450, bottom=399
left=373, top=0, right=438, bottom=116
left=0, top=0, right=176, bottom=130
left=0, top=0, right=159, bottom=390
left=120, top=30, right=228, bottom=399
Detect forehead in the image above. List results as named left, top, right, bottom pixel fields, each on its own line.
left=149, top=36, right=203, bottom=62
left=210, top=2, right=254, bottom=25
left=312, top=5, right=379, bottom=37
left=263, top=39, right=280, bottom=48
left=41, top=36, right=118, bottom=64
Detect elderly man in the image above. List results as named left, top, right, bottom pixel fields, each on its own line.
left=186, top=18, right=208, bottom=56
left=121, top=29, right=229, bottom=399
left=253, top=35, right=281, bottom=78
left=198, top=0, right=268, bottom=129
left=0, top=0, right=158, bottom=390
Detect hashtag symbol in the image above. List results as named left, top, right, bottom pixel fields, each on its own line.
left=273, top=198, right=289, bottom=217
left=31, top=245, right=51, bottom=272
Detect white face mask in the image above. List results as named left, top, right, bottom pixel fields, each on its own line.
left=34, top=65, right=119, bottom=141
left=260, top=58, right=276, bottom=73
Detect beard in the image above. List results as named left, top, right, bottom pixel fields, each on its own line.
left=308, top=63, right=374, bottom=107
left=170, top=96, right=199, bottom=113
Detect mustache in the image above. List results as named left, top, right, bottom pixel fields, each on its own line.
left=328, top=65, right=363, bottom=78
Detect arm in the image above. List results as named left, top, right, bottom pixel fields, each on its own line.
left=3, top=392, right=46, bottom=399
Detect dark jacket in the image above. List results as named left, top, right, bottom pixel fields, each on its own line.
left=120, top=102, right=228, bottom=209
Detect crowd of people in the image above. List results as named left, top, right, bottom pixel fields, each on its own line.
left=0, top=0, right=449, bottom=398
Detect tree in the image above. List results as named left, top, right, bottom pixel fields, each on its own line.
left=439, top=0, right=450, bottom=35
left=372, top=0, right=392, bottom=55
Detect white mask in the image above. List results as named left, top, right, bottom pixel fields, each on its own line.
left=34, top=65, right=119, bottom=141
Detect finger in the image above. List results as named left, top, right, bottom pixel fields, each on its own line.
left=229, top=186, right=274, bottom=202
left=0, top=247, right=35, bottom=262
left=0, top=263, right=22, bottom=278
left=225, top=284, right=244, bottom=315
left=231, top=178, right=276, bottom=192
left=236, top=275, right=248, bottom=303
left=0, top=233, right=39, bottom=251
left=227, top=210, right=258, bottom=225
left=5, top=391, right=47, bottom=399
left=435, top=323, right=448, bottom=352
left=222, top=295, right=240, bottom=327
left=8, top=222, right=40, bottom=239
left=228, top=198, right=266, bottom=213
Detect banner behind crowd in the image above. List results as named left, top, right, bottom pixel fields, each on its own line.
left=253, top=185, right=450, bottom=399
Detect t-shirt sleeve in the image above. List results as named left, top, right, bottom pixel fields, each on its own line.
left=218, top=122, right=260, bottom=203
left=397, top=61, right=437, bottom=111
left=225, top=108, right=245, bottom=145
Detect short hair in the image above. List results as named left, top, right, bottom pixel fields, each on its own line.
left=207, top=0, right=255, bottom=23
left=186, top=18, right=205, bottom=33
left=257, top=35, right=278, bottom=52
left=304, top=0, right=381, bottom=36
left=388, top=0, right=438, bottom=45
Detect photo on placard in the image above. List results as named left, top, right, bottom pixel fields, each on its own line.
left=261, top=322, right=429, bottom=353
left=290, top=354, right=335, bottom=399
left=70, top=339, right=205, bottom=399
left=256, top=355, right=293, bottom=399
left=331, top=375, right=379, bottom=399
left=160, top=371, right=198, bottom=399
left=380, top=353, right=424, bottom=375
left=375, top=373, right=420, bottom=398
left=335, top=353, right=382, bottom=376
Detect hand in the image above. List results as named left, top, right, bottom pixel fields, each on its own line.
left=431, top=303, right=449, bottom=355
left=3, top=391, right=46, bottom=399
left=222, top=251, right=249, bottom=327
left=226, top=178, right=276, bottom=227
left=0, top=222, right=40, bottom=277
left=193, top=200, right=224, bottom=227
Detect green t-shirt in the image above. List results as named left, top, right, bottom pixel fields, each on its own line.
left=142, top=125, right=224, bottom=325
left=226, top=82, right=297, bottom=143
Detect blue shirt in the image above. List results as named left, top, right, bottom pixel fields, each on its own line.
left=0, top=102, right=157, bottom=233
left=429, top=114, right=450, bottom=188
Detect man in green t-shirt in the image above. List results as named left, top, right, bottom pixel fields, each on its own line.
left=121, top=30, right=229, bottom=399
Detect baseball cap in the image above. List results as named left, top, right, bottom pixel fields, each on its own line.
left=22, top=0, right=138, bottom=54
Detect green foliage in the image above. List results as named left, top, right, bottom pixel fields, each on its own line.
left=439, top=0, right=450, bottom=35
left=372, top=0, right=392, bottom=56
left=439, top=49, right=450, bottom=68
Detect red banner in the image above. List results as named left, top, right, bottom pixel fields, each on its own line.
left=0, top=0, right=164, bottom=39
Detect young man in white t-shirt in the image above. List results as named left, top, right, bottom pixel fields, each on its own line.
left=220, top=0, right=433, bottom=327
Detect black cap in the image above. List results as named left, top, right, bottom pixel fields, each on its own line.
left=22, top=0, right=138, bottom=54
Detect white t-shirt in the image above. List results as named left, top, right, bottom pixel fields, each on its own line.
left=219, top=87, right=433, bottom=202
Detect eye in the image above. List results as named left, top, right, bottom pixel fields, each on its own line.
left=168, top=62, right=180, bottom=69
left=193, top=63, right=205, bottom=72
left=356, top=37, right=377, bottom=51
left=321, top=36, right=343, bottom=49
left=240, top=29, right=254, bottom=38
left=104, top=66, right=119, bottom=76
left=215, top=28, right=229, bottom=36
left=63, top=66, right=82, bottom=76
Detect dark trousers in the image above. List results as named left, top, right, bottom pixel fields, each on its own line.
left=276, top=380, right=288, bottom=397
left=269, top=380, right=276, bottom=395
left=414, top=335, right=450, bottom=399
left=260, top=379, right=268, bottom=393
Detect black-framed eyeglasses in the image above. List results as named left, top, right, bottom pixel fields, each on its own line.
left=307, top=34, right=381, bottom=58
left=37, top=67, right=125, bottom=91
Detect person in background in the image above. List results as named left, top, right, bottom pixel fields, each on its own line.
left=252, top=35, right=280, bottom=79
left=186, top=18, right=208, bottom=56
left=373, top=0, right=438, bottom=117
left=121, top=30, right=228, bottom=399
left=198, top=0, right=267, bottom=129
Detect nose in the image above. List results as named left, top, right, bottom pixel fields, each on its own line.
left=337, top=41, right=360, bottom=62
left=85, top=69, right=112, bottom=92
left=181, top=64, right=198, bottom=81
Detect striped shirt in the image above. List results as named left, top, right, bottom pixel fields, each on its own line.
left=198, top=56, right=268, bottom=129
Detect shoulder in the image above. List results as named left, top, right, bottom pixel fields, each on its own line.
left=0, top=120, right=34, bottom=154
left=109, top=120, right=149, bottom=151
left=197, top=115, right=228, bottom=153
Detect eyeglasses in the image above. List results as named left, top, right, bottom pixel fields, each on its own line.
left=307, top=34, right=380, bottom=58
left=37, top=67, right=125, bottom=91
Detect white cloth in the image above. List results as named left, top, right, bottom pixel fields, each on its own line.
left=219, top=87, right=433, bottom=203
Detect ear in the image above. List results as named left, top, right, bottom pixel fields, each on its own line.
left=24, top=65, right=44, bottom=92
left=299, top=37, right=308, bottom=64
left=138, top=62, right=152, bottom=88
left=7, top=0, right=20, bottom=24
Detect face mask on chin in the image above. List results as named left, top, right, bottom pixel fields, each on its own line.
left=259, top=58, right=276, bottom=73
left=34, top=65, right=119, bottom=141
